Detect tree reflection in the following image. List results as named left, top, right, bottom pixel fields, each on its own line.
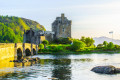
left=52, top=59, right=71, bottom=80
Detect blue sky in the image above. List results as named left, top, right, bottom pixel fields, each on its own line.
left=0, top=0, right=120, bottom=39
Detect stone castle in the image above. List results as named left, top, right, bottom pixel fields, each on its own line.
left=52, top=13, right=72, bottom=39
left=24, top=13, right=72, bottom=44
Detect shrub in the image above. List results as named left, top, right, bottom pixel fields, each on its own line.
left=114, top=45, right=119, bottom=49
left=103, top=41, right=108, bottom=47
left=71, top=40, right=86, bottom=51
left=53, top=37, right=72, bottom=44
left=42, top=40, right=49, bottom=49
left=107, top=42, right=114, bottom=49
left=52, top=46, right=64, bottom=52
left=97, top=44, right=104, bottom=49
left=42, top=40, right=49, bottom=45
left=39, top=44, right=44, bottom=50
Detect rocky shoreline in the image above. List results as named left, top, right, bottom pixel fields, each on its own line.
left=10, top=57, right=40, bottom=63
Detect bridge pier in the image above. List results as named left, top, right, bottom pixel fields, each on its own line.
left=23, top=43, right=25, bottom=58
left=31, top=43, right=33, bottom=56
left=14, top=43, right=17, bottom=60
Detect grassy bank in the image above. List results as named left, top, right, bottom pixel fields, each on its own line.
left=38, top=44, right=120, bottom=54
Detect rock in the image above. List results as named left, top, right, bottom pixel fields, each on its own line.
left=10, top=57, right=40, bottom=63
left=91, top=65, right=117, bottom=74
left=22, top=59, right=28, bottom=63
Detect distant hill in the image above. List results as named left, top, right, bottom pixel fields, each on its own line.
left=93, top=36, right=120, bottom=46
left=0, top=15, right=46, bottom=43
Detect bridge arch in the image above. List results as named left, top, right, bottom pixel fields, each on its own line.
left=25, top=48, right=31, bottom=56
left=17, top=48, right=22, bottom=60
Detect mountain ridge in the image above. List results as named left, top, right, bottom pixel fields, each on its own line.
left=93, top=36, right=120, bottom=46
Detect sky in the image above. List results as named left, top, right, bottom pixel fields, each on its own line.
left=0, top=0, right=120, bottom=39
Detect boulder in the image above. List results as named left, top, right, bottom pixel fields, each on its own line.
left=91, top=65, right=120, bottom=74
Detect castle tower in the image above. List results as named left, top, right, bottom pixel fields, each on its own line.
left=52, top=13, right=72, bottom=39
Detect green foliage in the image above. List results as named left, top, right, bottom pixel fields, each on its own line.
left=39, top=44, right=44, bottom=50
left=97, top=44, right=104, bottom=49
left=53, top=37, right=72, bottom=44
left=85, top=37, right=95, bottom=47
left=46, top=44, right=71, bottom=52
left=0, top=15, right=45, bottom=43
left=42, top=40, right=49, bottom=45
left=114, top=45, right=119, bottom=49
left=103, top=41, right=108, bottom=47
left=80, top=36, right=86, bottom=43
left=71, top=40, right=86, bottom=51
left=80, top=36, right=95, bottom=47
left=107, top=42, right=114, bottom=49
left=51, top=46, right=64, bottom=52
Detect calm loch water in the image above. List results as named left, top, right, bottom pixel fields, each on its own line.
left=1, top=53, right=120, bottom=80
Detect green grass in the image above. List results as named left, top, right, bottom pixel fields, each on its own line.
left=38, top=44, right=120, bottom=54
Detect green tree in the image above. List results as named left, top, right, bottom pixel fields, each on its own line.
left=103, top=41, right=108, bottom=48
left=80, top=36, right=86, bottom=43
left=85, top=37, right=95, bottom=47
left=42, top=40, right=49, bottom=49
left=114, top=45, right=119, bottom=49
left=107, top=42, right=114, bottom=49
left=71, top=40, right=86, bottom=51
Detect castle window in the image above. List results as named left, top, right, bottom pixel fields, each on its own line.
left=63, top=28, right=64, bottom=32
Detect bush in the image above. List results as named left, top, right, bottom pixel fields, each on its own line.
left=39, top=44, right=44, bottom=50
left=114, top=45, right=119, bottom=49
left=42, top=40, right=49, bottom=45
left=53, top=37, right=72, bottom=44
left=97, top=44, right=104, bottom=49
left=71, top=40, right=86, bottom=51
left=103, top=41, right=108, bottom=47
left=107, top=42, right=114, bottom=49
left=42, top=40, right=49, bottom=49
left=52, top=46, right=64, bottom=52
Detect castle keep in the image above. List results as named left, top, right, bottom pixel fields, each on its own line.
left=52, top=14, right=72, bottom=39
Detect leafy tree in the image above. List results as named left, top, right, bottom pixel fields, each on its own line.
left=80, top=36, right=86, bottom=43
left=85, top=37, right=95, bottom=47
left=103, top=41, right=108, bottom=48
left=107, top=42, right=114, bottom=49
left=71, top=40, right=86, bottom=51
left=114, top=45, right=119, bottom=49
left=42, top=40, right=49, bottom=49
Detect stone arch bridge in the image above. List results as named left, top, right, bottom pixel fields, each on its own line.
left=0, top=43, right=38, bottom=60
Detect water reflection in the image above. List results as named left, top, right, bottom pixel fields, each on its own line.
left=1, top=54, right=120, bottom=80
left=0, top=57, right=39, bottom=79
left=52, top=59, right=71, bottom=80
